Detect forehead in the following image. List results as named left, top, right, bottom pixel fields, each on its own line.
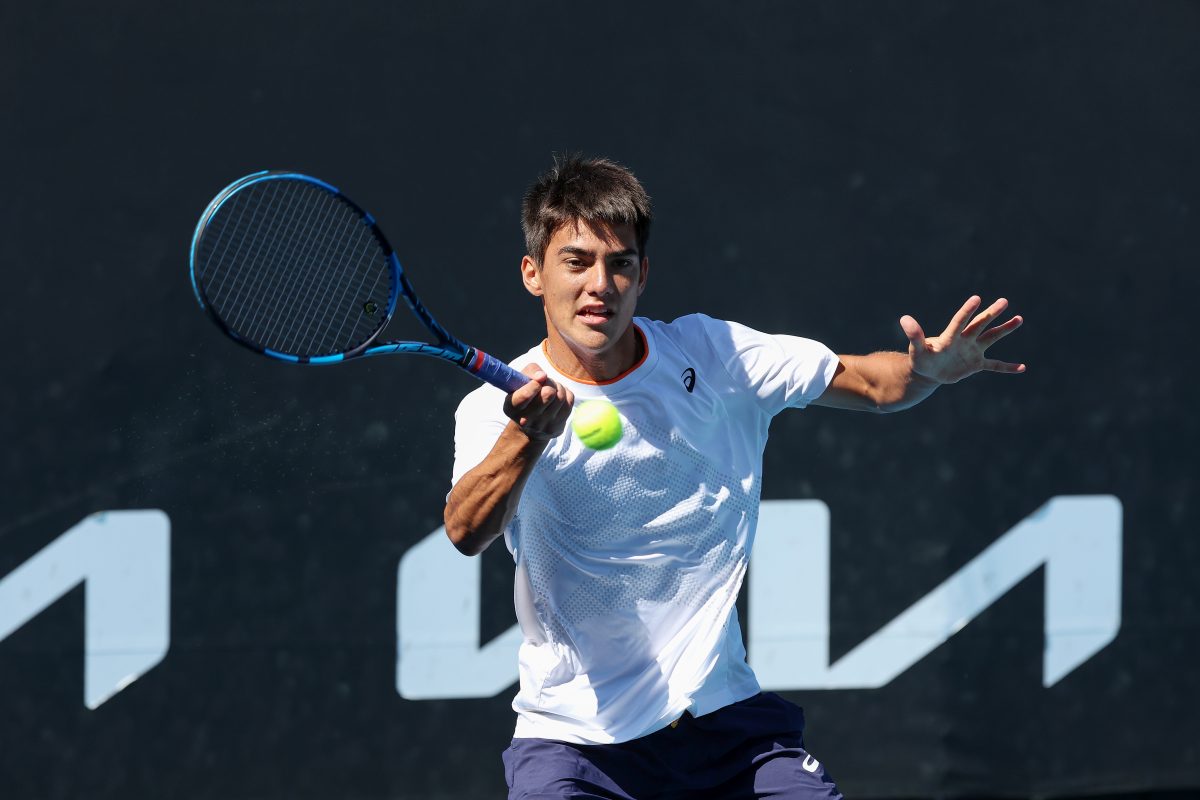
left=546, top=219, right=638, bottom=253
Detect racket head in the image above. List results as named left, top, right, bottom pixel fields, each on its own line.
left=189, top=171, right=401, bottom=362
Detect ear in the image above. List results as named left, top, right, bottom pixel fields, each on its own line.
left=521, top=255, right=543, bottom=297
left=636, top=255, right=650, bottom=296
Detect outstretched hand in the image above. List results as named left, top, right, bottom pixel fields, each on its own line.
left=901, top=296, right=1025, bottom=385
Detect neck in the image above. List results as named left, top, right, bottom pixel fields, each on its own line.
left=544, top=324, right=645, bottom=383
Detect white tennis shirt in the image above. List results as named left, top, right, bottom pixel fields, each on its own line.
left=451, top=314, right=839, bottom=745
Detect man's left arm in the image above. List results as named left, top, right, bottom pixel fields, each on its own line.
left=812, top=296, right=1025, bottom=413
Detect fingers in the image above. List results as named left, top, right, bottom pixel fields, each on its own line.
left=503, top=364, right=575, bottom=439
left=899, top=314, right=926, bottom=353
left=942, top=295, right=982, bottom=338
left=982, top=358, right=1027, bottom=374
left=546, top=385, right=575, bottom=432
left=521, top=381, right=574, bottom=440
left=961, top=297, right=1009, bottom=338
left=508, top=365, right=550, bottom=411
left=977, top=314, right=1023, bottom=347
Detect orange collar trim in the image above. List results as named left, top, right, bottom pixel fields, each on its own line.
left=541, top=324, right=649, bottom=386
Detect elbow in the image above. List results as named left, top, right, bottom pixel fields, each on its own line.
left=443, top=511, right=484, bottom=557
left=874, top=394, right=922, bottom=414
left=872, top=396, right=907, bottom=414
left=870, top=382, right=916, bottom=414
left=872, top=397, right=900, bottom=414
left=861, top=386, right=894, bottom=414
left=445, top=526, right=484, bottom=557
left=453, top=538, right=485, bottom=557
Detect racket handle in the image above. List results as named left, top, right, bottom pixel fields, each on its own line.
left=465, top=349, right=530, bottom=393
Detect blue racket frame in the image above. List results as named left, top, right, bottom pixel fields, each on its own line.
left=190, top=171, right=527, bottom=393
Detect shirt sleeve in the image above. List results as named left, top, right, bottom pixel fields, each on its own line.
left=450, top=383, right=510, bottom=489
left=698, top=315, right=841, bottom=416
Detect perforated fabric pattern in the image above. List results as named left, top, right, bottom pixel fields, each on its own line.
left=520, top=413, right=757, bottom=651
left=450, top=315, right=840, bottom=744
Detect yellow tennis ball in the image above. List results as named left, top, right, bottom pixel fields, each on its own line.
left=571, top=399, right=623, bottom=450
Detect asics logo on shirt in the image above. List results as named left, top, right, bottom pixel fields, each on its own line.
left=681, top=367, right=696, bottom=393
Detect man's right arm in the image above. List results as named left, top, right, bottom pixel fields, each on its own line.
left=443, top=364, right=573, bottom=556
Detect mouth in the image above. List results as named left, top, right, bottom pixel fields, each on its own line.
left=576, top=305, right=614, bottom=325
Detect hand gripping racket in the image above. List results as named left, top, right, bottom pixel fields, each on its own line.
left=188, top=171, right=527, bottom=392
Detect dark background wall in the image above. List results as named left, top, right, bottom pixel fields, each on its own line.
left=2, top=1, right=1197, bottom=798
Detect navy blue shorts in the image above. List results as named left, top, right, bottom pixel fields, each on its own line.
left=501, top=693, right=843, bottom=800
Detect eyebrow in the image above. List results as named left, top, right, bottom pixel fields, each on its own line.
left=556, top=246, right=639, bottom=258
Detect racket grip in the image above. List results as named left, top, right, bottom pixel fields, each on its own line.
left=467, top=349, right=530, bottom=393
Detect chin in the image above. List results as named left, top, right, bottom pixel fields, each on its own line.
left=573, top=330, right=615, bottom=350
left=561, top=323, right=615, bottom=350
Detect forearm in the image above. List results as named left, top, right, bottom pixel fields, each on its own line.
left=839, top=351, right=941, bottom=412
left=444, top=423, right=548, bottom=556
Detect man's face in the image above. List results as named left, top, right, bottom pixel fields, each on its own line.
left=521, top=219, right=648, bottom=364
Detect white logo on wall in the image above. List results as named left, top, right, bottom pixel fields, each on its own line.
left=0, top=510, right=170, bottom=709
left=396, top=495, right=1122, bottom=699
left=0, top=498, right=1121, bottom=708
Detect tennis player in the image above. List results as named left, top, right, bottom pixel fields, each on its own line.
left=444, top=157, right=1024, bottom=799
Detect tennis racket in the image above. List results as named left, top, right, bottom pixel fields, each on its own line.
left=188, top=170, right=528, bottom=392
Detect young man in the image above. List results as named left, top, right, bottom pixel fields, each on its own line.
left=444, top=157, right=1024, bottom=800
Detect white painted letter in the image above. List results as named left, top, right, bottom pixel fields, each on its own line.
left=396, top=527, right=521, bottom=699
left=749, top=496, right=1122, bottom=689
left=0, top=510, right=170, bottom=708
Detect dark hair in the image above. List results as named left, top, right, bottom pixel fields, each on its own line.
left=521, top=155, right=652, bottom=265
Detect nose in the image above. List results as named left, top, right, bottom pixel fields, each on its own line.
left=586, top=264, right=613, bottom=295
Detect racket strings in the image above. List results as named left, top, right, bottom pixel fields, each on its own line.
left=195, top=179, right=393, bottom=356
left=295, top=211, right=381, bottom=352
left=255, top=184, right=353, bottom=350
left=236, top=182, right=316, bottom=335
left=202, top=179, right=301, bottom=331
left=228, top=180, right=311, bottom=340
left=227, top=182, right=378, bottom=351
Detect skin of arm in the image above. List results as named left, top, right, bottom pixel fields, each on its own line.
left=444, top=364, right=574, bottom=556
left=814, top=352, right=942, bottom=413
left=812, top=295, right=1025, bottom=414
left=446, top=296, right=1024, bottom=549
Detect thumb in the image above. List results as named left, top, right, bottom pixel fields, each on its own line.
left=900, top=315, right=926, bottom=353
